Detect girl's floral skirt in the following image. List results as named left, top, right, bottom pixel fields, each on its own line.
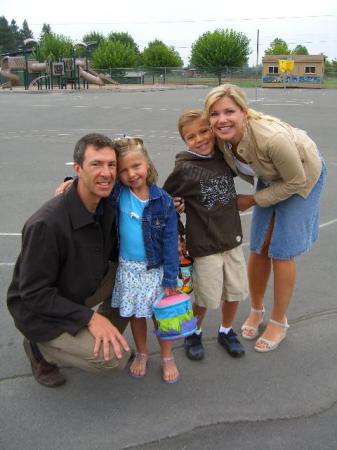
left=111, top=257, right=163, bottom=318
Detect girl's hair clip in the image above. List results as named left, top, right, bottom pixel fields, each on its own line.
left=114, top=136, right=144, bottom=144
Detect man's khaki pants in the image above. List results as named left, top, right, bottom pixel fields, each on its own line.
left=38, top=263, right=131, bottom=373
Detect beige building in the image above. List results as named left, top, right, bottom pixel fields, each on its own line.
left=262, top=54, right=325, bottom=88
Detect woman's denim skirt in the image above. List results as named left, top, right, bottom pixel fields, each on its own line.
left=250, top=159, right=327, bottom=260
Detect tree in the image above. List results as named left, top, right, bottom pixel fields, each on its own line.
left=39, top=33, right=73, bottom=61
left=0, top=16, right=16, bottom=53
left=91, top=40, right=139, bottom=69
left=108, top=31, right=140, bottom=55
left=325, top=58, right=337, bottom=77
left=82, top=31, right=105, bottom=47
left=142, top=39, right=183, bottom=67
left=265, top=38, right=290, bottom=55
left=39, top=23, right=52, bottom=41
left=10, top=19, right=21, bottom=48
left=292, top=45, right=309, bottom=55
left=19, top=19, right=34, bottom=43
left=190, top=29, right=250, bottom=84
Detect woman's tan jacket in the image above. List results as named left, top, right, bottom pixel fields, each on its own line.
left=216, top=117, right=322, bottom=207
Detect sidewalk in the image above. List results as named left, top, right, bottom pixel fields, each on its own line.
left=0, top=82, right=207, bottom=94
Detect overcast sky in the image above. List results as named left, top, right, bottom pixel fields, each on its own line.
left=2, top=0, right=337, bottom=65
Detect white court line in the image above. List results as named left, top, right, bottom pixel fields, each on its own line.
left=262, top=103, right=301, bottom=106
left=1, top=218, right=336, bottom=266
left=320, top=218, right=337, bottom=228
left=1, top=218, right=336, bottom=239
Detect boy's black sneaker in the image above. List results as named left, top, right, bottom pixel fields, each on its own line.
left=218, top=329, right=245, bottom=358
left=184, top=332, right=204, bottom=361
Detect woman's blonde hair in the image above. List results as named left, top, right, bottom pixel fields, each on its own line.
left=204, top=83, right=280, bottom=122
left=112, top=137, right=158, bottom=184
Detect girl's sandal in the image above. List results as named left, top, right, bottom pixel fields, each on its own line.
left=241, top=307, right=265, bottom=340
left=161, top=357, right=180, bottom=384
left=254, top=319, right=289, bottom=353
left=129, top=352, right=148, bottom=378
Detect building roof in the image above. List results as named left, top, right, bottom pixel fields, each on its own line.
left=263, top=55, right=325, bottom=63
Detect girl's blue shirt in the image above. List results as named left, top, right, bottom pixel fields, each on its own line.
left=110, top=181, right=179, bottom=288
left=118, top=187, right=148, bottom=261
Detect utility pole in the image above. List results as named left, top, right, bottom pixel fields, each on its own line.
left=255, top=29, right=260, bottom=101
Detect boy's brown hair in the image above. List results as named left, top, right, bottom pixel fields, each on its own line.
left=178, top=109, right=208, bottom=140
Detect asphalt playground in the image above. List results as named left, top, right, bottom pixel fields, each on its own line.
left=0, top=86, right=337, bottom=450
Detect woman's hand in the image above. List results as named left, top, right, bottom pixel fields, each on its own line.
left=237, top=194, right=256, bottom=212
left=54, top=179, right=74, bottom=196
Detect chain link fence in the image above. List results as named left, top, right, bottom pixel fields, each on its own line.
left=95, top=66, right=263, bottom=87
left=2, top=65, right=337, bottom=88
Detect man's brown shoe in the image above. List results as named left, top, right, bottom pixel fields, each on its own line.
left=23, top=339, right=66, bottom=387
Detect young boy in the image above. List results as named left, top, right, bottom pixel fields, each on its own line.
left=163, top=110, right=248, bottom=360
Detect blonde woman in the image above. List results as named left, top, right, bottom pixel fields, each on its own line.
left=204, top=84, right=326, bottom=352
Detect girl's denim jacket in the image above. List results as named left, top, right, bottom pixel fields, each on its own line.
left=110, top=182, right=179, bottom=288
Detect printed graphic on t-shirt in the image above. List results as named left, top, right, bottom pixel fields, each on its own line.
left=200, top=175, right=236, bottom=209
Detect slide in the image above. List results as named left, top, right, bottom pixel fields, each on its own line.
left=0, top=68, right=19, bottom=88
left=78, top=66, right=104, bottom=86
left=86, top=67, right=118, bottom=85
left=95, top=72, right=119, bottom=85
left=75, top=59, right=118, bottom=86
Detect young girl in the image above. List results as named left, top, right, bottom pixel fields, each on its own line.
left=110, top=137, right=180, bottom=383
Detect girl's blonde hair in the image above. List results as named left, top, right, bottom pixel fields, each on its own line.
left=204, top=83, right=280, bottom=123
left=112, top=137, right=158, bottom=184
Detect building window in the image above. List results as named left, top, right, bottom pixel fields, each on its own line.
left=268, top=66, right=279, bottom=74
left=305, top=66, right=316, bottom=74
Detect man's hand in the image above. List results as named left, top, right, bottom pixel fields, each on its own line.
left=237, top=194, right=256, bottom=212
left=88, top=312, right=130, bottom=361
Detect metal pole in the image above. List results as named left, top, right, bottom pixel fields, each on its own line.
left=255, top=29, right=259, bottom=101
left=24, top=46, right=29, bottom=90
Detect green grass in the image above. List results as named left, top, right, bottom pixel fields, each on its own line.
left=322, top=78, right=337, bottom=88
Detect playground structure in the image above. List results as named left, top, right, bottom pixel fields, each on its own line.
left=0, top=40, right=118, bottom=90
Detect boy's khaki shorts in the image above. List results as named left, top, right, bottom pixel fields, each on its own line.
left=193, top=245, right=248, bottom=309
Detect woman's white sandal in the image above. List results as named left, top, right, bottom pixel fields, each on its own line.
left=241, top=307, right=265, bottom=340
left=254, top=319, right=289, bottom=353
